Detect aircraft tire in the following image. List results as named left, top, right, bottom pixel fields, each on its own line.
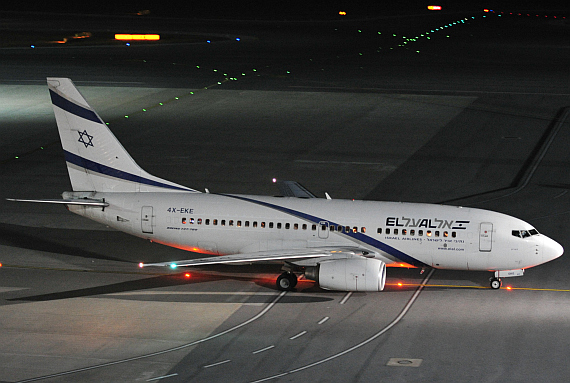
left=277, top=272, right=297, bottom=291
left=490, top=278, right=502, bottom=289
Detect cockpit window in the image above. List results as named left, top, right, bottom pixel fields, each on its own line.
left=512, top=229, right=540, bottom=238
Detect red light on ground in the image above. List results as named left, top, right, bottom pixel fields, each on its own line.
left=0, top=263, right=2, bottom=267
left=427, top=5, right=442, bottom=11
left=339, top=11, right=347, bottom=16
left=483, top=9, right=490, bottom=12
left=139, top=262, right=144, bottom=268
left=185, top=273, right=191, bottom=278
left=398, top=282, right=403, bottom=287
left=507, top=286, right=512, bottom=290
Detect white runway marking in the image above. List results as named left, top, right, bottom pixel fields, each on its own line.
left=289, top=331, right=307, bottom=340
left=16, top=291, right=287, bottom=383
left=339, top=292, right=353, bottom=305
left=251, top=269, right=435, bottom=383
left=146, top=373, right=179, bottom=381
left=252, top=345, right=275, bottom=354
left=318, top=317, right=330, bottom=325
left=204, top=360, right=231, bottom=368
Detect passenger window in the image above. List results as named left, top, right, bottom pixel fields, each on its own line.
left=294, top=223, right=299, bottom=230
left=182, top=218, right=186, bottom=224
left=277, top=222, right=282, bottom=229
left=386, top=228, right=390, bottom=234
left=435, top=231, right=439, bottom=237
left=253, top=221, right=258, bottom=228
left=261, top=222, right=265, bottom=228
left=338, top=226, right=343, bottom=232
left=361, top=227, right=366, bottom=233
left=394, top=229, right=399, bottom=235
left=205, top=219, right=210, bottom=225
left=345, top=226, right=350, bottom=233
left=403, top=229, right=407, bottom=235
left=352, top=226, right=357, bottom=233
left=245, top=221, right=250, bottom=227
left=269, top=222, right=274, bottom=228
left=213, top=219, right=218, bottom=226
left=197, top=218, right=202, bottom=225
left=303, top=224, right=307, bottom=230
left=190, top=218, right=195, bottom=224
left=377, top=228, right=382, bottom=234
left=322, top=224, right=328, bottom=231
left=452, top=232, right=457, bottom=238
left=221, top=220, right=226, bottom=226
left=426, top=230, right=431, bottom=237
left=444, top=231, right=448, bottom=237
left=410, top=230, right=415, bottom=236
left=330, top=225, right=335, bottom=231
left=312, top=224, right=317, bottom=231
left=237, top=220, right=241, bottom=227
left=418, top=230, right=423, bottom=236
left=285, top=223, right=290, bottom=229
left=229, top=220, right=233, bottom=226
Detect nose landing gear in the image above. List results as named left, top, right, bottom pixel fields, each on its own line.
left=490, top=277, right=502, bottom=289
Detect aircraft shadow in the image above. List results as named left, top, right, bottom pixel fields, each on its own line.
left=7, top=271, right=333, bottom=304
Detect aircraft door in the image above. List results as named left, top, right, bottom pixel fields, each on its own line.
left=141, top=206, right=154, bottom=234
left=318, top=221, right=329, bottom=239
left=479, top=222, right=493, bottom=252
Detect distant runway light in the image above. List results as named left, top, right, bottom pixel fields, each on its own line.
left=427, top=5, right=442, bottom=11
left=339, top=11, right=347, bottom=16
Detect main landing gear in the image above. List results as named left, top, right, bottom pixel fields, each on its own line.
left=490, top=277, right=502, bottom=290
left=276, top=272, right=298, bottom=291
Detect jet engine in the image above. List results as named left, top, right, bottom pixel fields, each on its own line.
left=304, top=258, right=386, bottom=291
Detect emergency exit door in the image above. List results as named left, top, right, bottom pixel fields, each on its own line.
left=479, top=222, right=493, bottom=252
left=141, top=206, right=154, bottom=234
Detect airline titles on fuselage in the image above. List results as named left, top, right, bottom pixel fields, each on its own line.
left=386, top=216, right=469, bottom=230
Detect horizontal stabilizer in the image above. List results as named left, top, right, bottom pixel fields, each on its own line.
left=6, top=198, right=109, bottom=207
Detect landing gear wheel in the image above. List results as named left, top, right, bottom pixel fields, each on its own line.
left=490, top=277, right=502, bottom=290
left=277, top=272, right=297, bottom=291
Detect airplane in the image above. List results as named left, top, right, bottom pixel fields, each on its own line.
left=8, top=78, right=564, bottom=291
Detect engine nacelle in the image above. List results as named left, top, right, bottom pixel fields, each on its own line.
left=304, top=258, right=386, bottom=291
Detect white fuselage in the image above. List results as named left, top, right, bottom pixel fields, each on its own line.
left=68, top=192, right=561, bottom=272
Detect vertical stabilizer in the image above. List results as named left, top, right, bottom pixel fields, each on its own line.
left=47, top=78, right=198, bottom=193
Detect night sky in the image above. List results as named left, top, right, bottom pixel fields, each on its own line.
left=3, top=1, right=568, bottom=20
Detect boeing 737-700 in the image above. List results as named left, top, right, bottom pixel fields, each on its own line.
left=8, top=78, right=564, bottom=291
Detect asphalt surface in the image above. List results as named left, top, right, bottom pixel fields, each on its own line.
left=0, top=10, right=569, bottom=383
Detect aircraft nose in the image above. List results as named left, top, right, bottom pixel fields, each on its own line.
left=543, top=236, right=564, bottom=263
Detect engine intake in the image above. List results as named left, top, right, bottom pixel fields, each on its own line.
left=305, top=258, right=386, bottom=291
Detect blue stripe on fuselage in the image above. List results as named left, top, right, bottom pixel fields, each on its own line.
left=49, top=89, right=102, bottom=124
left=64, top=150, right=194, bottom=191
left=221, top=194, right=429, bottom=268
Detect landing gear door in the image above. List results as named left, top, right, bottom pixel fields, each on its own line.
left=479, top=222, right=493, bottom=252
left=141, top=206, right=154, bottom=234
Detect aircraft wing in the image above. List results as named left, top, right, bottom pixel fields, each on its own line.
left=141, top=246, right=376, bottom=268
left=275, top=180, right=317, bottom=198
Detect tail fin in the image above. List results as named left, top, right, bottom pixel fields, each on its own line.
left=48, top=78, right=198, bottom=193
